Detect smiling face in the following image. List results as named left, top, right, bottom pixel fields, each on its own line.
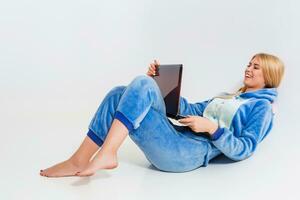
left=243, top=56, right=266, bottom=92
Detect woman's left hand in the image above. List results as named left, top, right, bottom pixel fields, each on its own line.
left=178, top=115, right=218, bottom=134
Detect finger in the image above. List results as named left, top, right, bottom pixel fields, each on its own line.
left=154, top=59, right=160, bottom=66
left=150, top=71, right=155, bottom=75
left=178, top=118, right=192, bottom=123
left=148, top=66, right=154, bottom=72
left=148, top=69, right=154, bottom=75
left=147, top=70, right=156, bottom=76
left=149, top=65, right=156, bottom=71
left=150, top=65, right=157, bottom=74
left=182, top=122, right=192, bottom=126
left=148, top=67, right=155, bottom=72
left=178, top=119, right=188, bottom=124
left=147, top=71, right=154, bottom=76
left=189, top=127, right=196, bottom=132
left=150, top=64, right=156, bottom=70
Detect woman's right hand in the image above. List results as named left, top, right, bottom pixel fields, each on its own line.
left=146, top=59, right=160, bottom=77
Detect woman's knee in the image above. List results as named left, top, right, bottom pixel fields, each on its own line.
left=131, top=75, right=157, bottom=90
left=101, top=86, right=126, bottom=108
left=130, top=75, right=163, bottom=106
left=109, top=85, right=127, bottom=95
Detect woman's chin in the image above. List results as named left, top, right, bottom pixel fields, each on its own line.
left=243, top=79, right=253, bottom=86
left=243, top=80, right=249, bottom=86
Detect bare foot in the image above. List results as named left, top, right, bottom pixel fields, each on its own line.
left=76, top=152, right=118, bottom=177
left=40, top=159, right=87, bottom=178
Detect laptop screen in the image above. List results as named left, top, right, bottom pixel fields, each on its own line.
left=153, top=64, right=183, bottom=118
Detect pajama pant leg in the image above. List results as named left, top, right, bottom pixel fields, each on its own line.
left=87, top=85, right=127, bottom=146
left=87, top=75, right=212, bottom=172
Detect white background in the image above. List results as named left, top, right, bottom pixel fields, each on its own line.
left=1, top=0, right=299, bottom=199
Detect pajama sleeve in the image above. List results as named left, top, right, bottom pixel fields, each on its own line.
left=211, top=100, right=274, bottom=161
left=179, top=96, right=212, bottom=116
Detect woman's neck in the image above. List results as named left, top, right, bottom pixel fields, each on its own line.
left=244, top=87, right=264, bottom=93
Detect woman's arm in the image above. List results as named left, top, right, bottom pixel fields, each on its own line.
left=211, top=100, right=274, bottom=161
left=179, top=97, right=212, bottom=117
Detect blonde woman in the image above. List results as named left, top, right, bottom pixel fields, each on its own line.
left=40, top=53, right=285, bottom=177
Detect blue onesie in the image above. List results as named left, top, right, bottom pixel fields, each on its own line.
left=87, top=75, right=277, bottom=172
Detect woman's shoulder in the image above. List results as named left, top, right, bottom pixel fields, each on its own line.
left=243, top=98, right=273, bottom=117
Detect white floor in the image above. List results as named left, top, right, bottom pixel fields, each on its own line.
left=1, top=90, right=299, bottom=200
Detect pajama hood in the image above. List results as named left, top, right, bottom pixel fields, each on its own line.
left=239, top=88, right=278, bottom=103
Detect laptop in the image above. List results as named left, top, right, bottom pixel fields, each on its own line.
left=152, top=64, right=187, bottom=121
left=152, top=65, right=210, bottom=135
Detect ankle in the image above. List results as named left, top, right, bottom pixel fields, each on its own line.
left=99, top=149, right=118, bottom=158
left=68, top=157, right=89, bottom=167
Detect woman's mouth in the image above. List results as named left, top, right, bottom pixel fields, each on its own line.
left=245, top=73, right=253, bottom=78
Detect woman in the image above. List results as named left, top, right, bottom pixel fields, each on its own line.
left=40, top=53, right=285, bottom=177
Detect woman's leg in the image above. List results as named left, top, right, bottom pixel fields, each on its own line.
left=40, top=86, right=127, bottom=177
left=77, top=75, right=168, bottom=176
left=41, top=74, right=206, bottom=177
left=76, top=119, right=128, bottom=176
left=80, top=106, right=211, bottom=175
left=83, top=75, right=213, bottom=173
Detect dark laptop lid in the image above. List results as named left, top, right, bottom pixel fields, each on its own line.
left=153, top=64, right=183, bottom=118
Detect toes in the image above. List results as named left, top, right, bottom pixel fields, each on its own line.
left=40, top=170, right=49, bottom=177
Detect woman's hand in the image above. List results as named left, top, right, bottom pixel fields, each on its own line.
left=146, top=59, right=160, bottom=77
left=178, top=115, right=218, bottom=134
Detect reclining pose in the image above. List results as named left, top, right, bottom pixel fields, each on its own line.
left=40, top=53, right=285, bottom=177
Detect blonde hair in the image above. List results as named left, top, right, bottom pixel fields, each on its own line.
left=215, top=53, right=285, bottom=99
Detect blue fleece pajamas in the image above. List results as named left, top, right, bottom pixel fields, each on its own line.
left=87, top=75, right=276, bottom=172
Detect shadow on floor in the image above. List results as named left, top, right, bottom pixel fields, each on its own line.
left=70, top=172, right=111, bottom=186
left=209, top=154, right=236, bottom=164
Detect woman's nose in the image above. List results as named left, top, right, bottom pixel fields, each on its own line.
left=246, top=67, right=252, bottom=72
